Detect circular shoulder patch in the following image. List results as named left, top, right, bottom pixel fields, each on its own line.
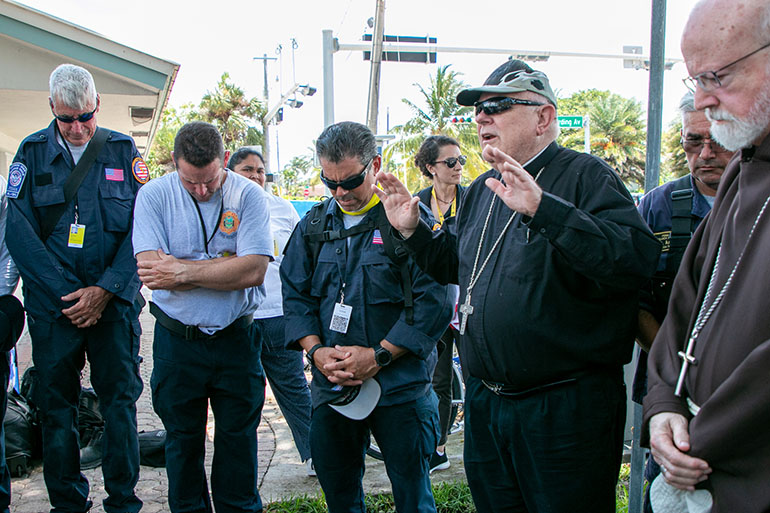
left=8, top=163, right=26, bottom=188
left=132, top=157, right=150, bottom=184
left=219, top=210, right=240, bottom=235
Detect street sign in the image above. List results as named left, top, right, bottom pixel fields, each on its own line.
left=363, top=34, right=437, bottom=63
left=558, top=116, right=584, bottom=129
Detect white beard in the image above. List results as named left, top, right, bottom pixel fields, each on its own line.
left=706, top=83, right=770, bottom=151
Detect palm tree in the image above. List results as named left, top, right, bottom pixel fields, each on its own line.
left=661, top=117, right=687, bottom=185
left=558, top=90, right=647, bottom=190
left=385, top=65, right=484, bottom=192
left=197, top=72, right=266, bottom=152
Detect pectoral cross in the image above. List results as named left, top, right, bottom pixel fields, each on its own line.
left=458, top=293, right=474, bottom=335
left=674, top=337, right=698, bottom=397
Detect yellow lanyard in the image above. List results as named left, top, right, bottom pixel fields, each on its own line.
left=431, top=186, right=456, bottom=228
left=338, top=193, right=381, bottom=216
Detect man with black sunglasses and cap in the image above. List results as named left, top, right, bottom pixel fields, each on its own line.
left=281, top=121, right=453, bottom=513
left=5, top=63, right=147, bottom=513
left=376, top=60, right=660, bottom=512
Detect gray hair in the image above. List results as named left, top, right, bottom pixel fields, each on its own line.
left=679, top=91, right=697, bottom=124
left=49, top=64, right=97, bottom=110
left=315, top=121, right=377, bottom=166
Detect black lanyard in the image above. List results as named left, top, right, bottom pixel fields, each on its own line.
left=191, top=191, right=224, bottom=256
left=55, top=123, right=84, bottom=223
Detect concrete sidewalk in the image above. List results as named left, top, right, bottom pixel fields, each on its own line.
left=9, top=292, right=467, bottom=511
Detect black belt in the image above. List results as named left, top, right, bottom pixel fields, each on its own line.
left=482, top=369, right=594, bottom=399
left=149, top=302, right=252, bottom=341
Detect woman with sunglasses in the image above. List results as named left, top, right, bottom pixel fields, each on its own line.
left=414, top=135, right=465, bottom=473
left=414, top=135, right=467, bottom=229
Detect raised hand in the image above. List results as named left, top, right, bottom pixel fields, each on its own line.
left=373, top=170, right=422, bottom=238
left=483, top=146, right=543, bottom=217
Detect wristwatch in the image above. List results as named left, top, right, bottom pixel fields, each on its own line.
left=373, top=343, right=393, bottom=367
left=306, top=343, right=324, bottom=368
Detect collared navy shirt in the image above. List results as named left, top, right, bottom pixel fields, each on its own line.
left=7, top=120, right=144, bottom=321
left=281, top=200, right=453, bottom=409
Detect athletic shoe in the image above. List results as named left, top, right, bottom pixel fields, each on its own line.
left=429, top=451, right=450, bottom=473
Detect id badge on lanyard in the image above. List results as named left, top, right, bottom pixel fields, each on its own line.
left=68, top=207, right=85, bottom=248
left=330, top=283, right=352, bottom=334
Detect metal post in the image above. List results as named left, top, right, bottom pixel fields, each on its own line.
left=254, top=53, right=277, bottom=171
left=644, top=0, right=667, bottom=194
left=630, top=402, right=647, bottom=513
left=584, top=114, right=591, bottom=155
left=630, top=3, right=667, bottom=512
left=365, top=0, right=386, bottom=133
left=322, top=29, right=335, bottom=128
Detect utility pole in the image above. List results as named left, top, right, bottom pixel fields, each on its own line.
left=365, top=0, right=386, bottom=133
left=253, top=53, right=277, bottom=171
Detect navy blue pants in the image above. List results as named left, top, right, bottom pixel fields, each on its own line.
left=311, top=393, right=440, bottom=513
left=254, top=316, right=311, bottom=462
left=0, top=351, right=10, bottom=513
left=29, top=317, right=143, bottom=513
left=151, top=322, right=265, bottom=513
left=464, top=373, right=626, bottom=513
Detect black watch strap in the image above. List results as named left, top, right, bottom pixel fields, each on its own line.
left=373, top=343, right=393, bottom=367
left=306, top=343, right=324, bottom=368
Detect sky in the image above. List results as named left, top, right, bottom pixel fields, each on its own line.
left=18, top=0, right=700, bottom=173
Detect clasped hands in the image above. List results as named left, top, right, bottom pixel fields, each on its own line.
left=314, top=345, right=379, bottom=387
left=61, top=286, right=113, bottom=329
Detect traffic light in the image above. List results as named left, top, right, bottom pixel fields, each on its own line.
left=276, top=107, right=284, bottom=124
left=448, top=116, right=474, bottom=124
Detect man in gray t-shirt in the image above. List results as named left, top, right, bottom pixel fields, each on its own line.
left=132, top=122, right=271, bottom=513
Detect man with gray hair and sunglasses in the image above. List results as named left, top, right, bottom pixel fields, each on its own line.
left=6, top=63, right=146, bottom=512
left=376, top=60, right=660, bottom=512
left=643, top=1, right=770, bottom=511
left=632, top=91, right=735, bottom=513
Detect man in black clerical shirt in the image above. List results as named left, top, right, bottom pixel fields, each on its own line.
left=376, top=60, right=660, bottom=513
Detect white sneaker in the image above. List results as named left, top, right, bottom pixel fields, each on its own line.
left=306, top=458, right=316, bottom=477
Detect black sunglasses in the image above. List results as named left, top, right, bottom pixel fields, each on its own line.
left=434, top=155, right=467, bottom=168
left=53, top=107, right=97, bottom=124
left=320, top=158, right=373, bottom=191
left=474, top=97, right=544, bottom=116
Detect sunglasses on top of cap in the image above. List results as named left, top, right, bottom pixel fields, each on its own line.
left=474, top=96, right=545, bottom=116
left=52, top=106, right=98, bottom=124
left=434, top=155, right=467, bottom=168
left=320, top=157, right=374, bottom=191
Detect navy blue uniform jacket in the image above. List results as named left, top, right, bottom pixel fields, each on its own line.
left=6, top=121, right=144, bottom=321
left=281, top=200, right=453, bottom=409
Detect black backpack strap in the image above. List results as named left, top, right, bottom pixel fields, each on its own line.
left=375, top=204, right=413, bottom=325
left=40, top=127, right=110, bottom=242
left=666, top=175, right=696, bottom=276
left=303, top=199, right=415, bottom=325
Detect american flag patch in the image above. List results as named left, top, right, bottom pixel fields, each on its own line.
left=105, top=168, right=124, bottom=181
left=372, top=229, right=383, bottom=244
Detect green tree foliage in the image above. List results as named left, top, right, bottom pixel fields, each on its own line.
left=661, top=116, right=687, bottom=184
left=281, top=154, right=318, bottom=198
left=558, top=90, right=647, bottom=190
left=386, top=65, right=485, bottom=192
left=146, top=104, right=196, bottom=177
left=197, top=72, right=266, bottom=151
left=147, top=73, right=265, bottom=176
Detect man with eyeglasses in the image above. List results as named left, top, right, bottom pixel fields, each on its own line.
left=280, top=121, right=452, bottom=513
left=5, top=63, right=147, bottom=513
left=376, top=60, right=660, bottom=512
left=632, top=91, right=734, bottom=513
left=132, top=121, right=271, bottom=513
left=643, top=1, right=770, bottom=511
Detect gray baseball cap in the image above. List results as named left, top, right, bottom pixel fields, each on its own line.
left=457, top=69, right=557, bottom=107
left=328, top=378, right=381, bottom=420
